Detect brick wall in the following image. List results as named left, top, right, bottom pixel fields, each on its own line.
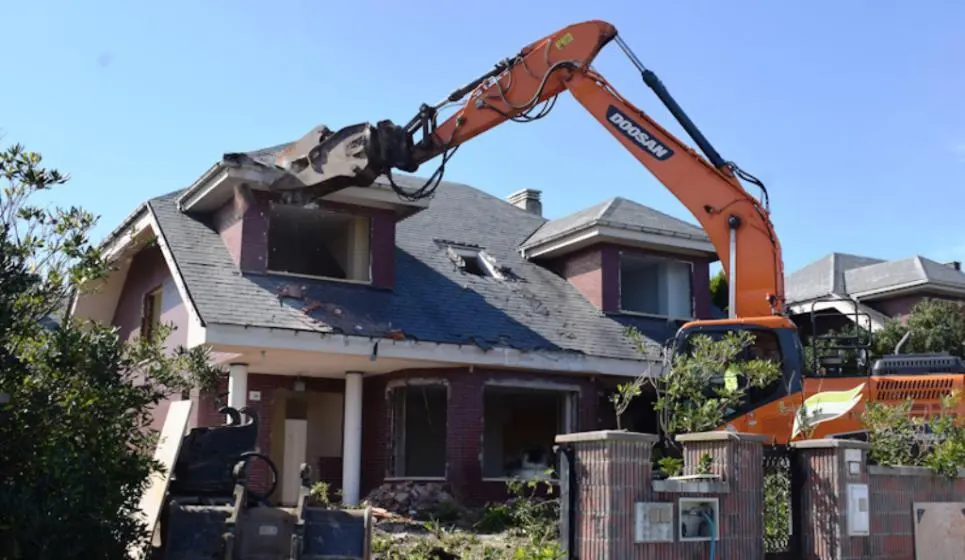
left=360, top=367, right=605, bottom=506
left=792, top=443, right=855, bottom=559
left=555, top=430, right=765, bottom=559
left=189, top=368, right=606, bottom=507
left=195, top=374, right=345, bottom=499
left=548, top=243, right=713, bottom=318
left=867, top=292, right=965, bottom=319
left=791, top=439, right=965, bottom=560
left=869, top=466, right=965, bottom=560
left=552, top=245, right=614, bottom=310
left=555, top=434, right=965, bottom=560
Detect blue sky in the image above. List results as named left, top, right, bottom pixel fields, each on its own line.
left=2, top=0, right=963, bottom=274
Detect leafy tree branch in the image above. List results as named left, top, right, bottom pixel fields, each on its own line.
left=0, top=142, right=225, bottom=559
left=619, top=327, right=782, bottom=443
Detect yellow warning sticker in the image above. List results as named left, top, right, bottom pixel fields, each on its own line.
left=555, top=32, right=574, bottom=50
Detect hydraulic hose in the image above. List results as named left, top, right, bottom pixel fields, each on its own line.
left=701, top=511, right=717, bottom=560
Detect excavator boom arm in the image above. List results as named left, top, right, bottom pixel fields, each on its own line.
left=280, top=20, right=785, bottom=318
left=563, top=71, right=785, bottom=318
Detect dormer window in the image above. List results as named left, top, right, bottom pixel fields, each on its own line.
left=619, top=252, right=693, bottom=318
left=267, top=203, right=371, bottom=283
left=445, top=243, right=505, bottom=280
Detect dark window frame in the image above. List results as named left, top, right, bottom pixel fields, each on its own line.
left=618, top=251, right=695, bottom=319
left=265, top=203, right=373, bottom=283
left=140, top=285, right=163, bottom=339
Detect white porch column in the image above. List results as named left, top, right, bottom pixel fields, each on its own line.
left=342, top=371, right=364, bottom=505
left=227, top=363, right=248, bottom=420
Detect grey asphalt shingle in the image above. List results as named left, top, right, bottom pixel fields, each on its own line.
left=148, top=176, right=680, bottom=361
left=786, top=252, right=965, bottom=304
left=522, top=196, right=708, bottom=249
left=785, top=252, right=885, bottom=303
left=844, top=256, right=965, bottom=295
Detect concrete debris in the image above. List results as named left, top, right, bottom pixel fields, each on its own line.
left=362, top=481, right=457, bottom=519
left=303, top=300, right=323, bottom=314
left=385, top=329, right=406, bottom=341
left=276, top=283, right=305, bottom=300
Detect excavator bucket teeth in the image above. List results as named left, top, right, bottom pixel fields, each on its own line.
left=268, top=120, right=414, bottom=200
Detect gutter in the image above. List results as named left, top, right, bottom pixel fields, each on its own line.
left=175, top=161, right=228, bottom=212
left=96, top=202, right=149, bottom=254
left=520, top=217, right=711, bottom=254
left=850, top=280, right=965, bottom=300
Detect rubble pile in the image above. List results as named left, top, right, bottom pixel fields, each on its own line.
left=362, top=481, right=458, bottom=519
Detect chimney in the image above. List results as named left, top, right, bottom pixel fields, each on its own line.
left=507, top=188, right=542, bottom=216
left=946, top=261, right=962, bottom=271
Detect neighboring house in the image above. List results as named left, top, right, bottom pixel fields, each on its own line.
left=785, top=251, right=965, bottom=336
left=71, top=141, right=718, bottom=507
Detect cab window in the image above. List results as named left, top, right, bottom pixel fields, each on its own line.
left=676, top=328, right=783, bottom=366
left=672, top=327, right=787, bottom=420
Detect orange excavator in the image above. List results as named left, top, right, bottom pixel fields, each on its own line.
left=271, top=20, right=965, bottom=445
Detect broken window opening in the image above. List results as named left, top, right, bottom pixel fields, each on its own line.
left=387, top=384, right=448, bottom=478
left=446, top=244, right=504, bottom=279
left=267, top=203, right=372, bottom=282
left=619, top=252, right=694, bottom=318
left=140, top=286, right=163, bottom=339
left=462, top=254, right=487, bottom=276
left=481, top=385, right=577, bottom=480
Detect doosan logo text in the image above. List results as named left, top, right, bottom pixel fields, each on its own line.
left=606, top=107, right=674, bottom=161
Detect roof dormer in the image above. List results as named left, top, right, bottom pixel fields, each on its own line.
left=523, top=197, right=718, bottom=320
left=176, top=142, right=432, bottom=290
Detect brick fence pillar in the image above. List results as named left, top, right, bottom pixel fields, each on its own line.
left=791, top=439, right=872, bottom=560
left=677, top=431, right=767, bottom=559
left=554, top=430, right=659, bottom=559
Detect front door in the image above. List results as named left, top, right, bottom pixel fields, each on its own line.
left=281, top=418, right=308, bottom=506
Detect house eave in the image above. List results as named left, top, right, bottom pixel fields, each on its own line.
left=850, top=280, right=965, bottom=301
left=177, top=160, right=431, bottom=219
left=521, top=223, right=717, bottom=261
left=101, top=208, right=153, bottom=262
left=323, top=182, right=431, bottom=219
left=177, top=162, right=279, bottom=213
left=199, top=322, right=661, bottom=378
left=786, top=293, right=888, bottom=331
left=71, top=206, right=157, bottom=324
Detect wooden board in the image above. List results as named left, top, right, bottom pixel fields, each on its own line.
left=282, top=419, right=308, bottom=506
left=913, top=501, right=965, bottom=560
left=128, top=400, right=193, bottom=559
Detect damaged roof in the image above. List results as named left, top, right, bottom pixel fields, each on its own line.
left=521, top=196, right=709, bottom=249
left=786, top=251, right=965, bottom=304
left=148, top=177, right=679, bottom=361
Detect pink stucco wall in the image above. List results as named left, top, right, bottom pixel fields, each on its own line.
left=111, top=244, right=190, bottom=431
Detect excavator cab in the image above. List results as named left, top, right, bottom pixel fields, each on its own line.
left=669, top=317, right=806, bottom=436
left=805, top=295, right=874, bottom=377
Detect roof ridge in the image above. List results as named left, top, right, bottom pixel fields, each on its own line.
left=829, top=253, right=840, bottom=294
left=913, top=255, right=928, bottom=280
left=611, top=196, right=703, bottom=225
left=831, top=250, right=883, bottom=260
left=596, top=197, right=622, bottom=221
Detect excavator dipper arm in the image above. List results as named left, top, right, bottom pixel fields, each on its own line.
left=280, top=20, right=785, bottom=319
left=563, top=70, right=785, bottom=319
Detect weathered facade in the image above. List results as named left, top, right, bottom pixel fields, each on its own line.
left=73, top=141, right=719, bottom=507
